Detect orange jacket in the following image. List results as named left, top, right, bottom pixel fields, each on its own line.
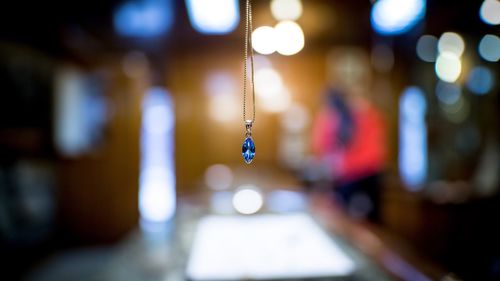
left=312, top=100, right=387, bottom=183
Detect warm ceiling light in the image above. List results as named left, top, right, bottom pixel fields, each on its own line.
left=185, top=0, right=239, bottom=34
left=438, top=32, right=465, bottom=57
left=252, top=26, right=277, bottom=55
left=270, top=0, right=303, bottom=21
left=435, top=52, right=462, bottom=83
left=274, top=21, right=305, bottom=56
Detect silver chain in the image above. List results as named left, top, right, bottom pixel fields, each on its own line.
left=243, top=0, right=255, bottom=124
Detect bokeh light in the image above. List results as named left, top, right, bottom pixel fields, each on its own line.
left=370, top=0, right=426, bottom=35
left=186, top=214, right=356, bottom=280
left=399, top=87, right=427, bottom=190
left=270, top=0, right=303, bottom=21
left=436, top=81, right=461, bottom=105
left=250, top=65, right=289, bottom=112
left=438, top=32, right=465, bottom=57
left=435, top=52, right=462, bottom=83
left=400, top=87, right=427, bottom=124
left=54, top=68, right=102, bottom=156
left=466, top=66, right=494, bottom=95
left=209, top=93, right=239, bottom=123
left=478, top=34, right=500, bottom=62
left=232, top=186, right=263, bottom=215
left=139, top=167, right=176, bottom=222
left=204, top=164, right=233, bottom=190
left=480, top=0, right=500, bottom=25
left=210, top=191, right=234, bottom=214
left=280, top=103, right=310, bottom=133
left=143, top=104, right=174, bottom=134
left=185, top=0, right=239, bottom=34
left=252, top=26, right=277, bottom=55
left=255, top=67, right=284, bottom=97
left=266, top=190, right=307, bottom=213
left=439, top=95, right=470, bottom=123
left=253, top=55, right=272, bottom=70
left=114, top=0, right=173, bottom=38
left=205, top=71, right=240, bottom=123
left=260, top=88, right=292, bottom=113
left=278, top=134, right=306, bottom=169
left=328, top=49, right=370, bottom=87
left=274, top=21, right=305, bottom=56
left=205, top=71, right=239, bottom=123
left=416, top=35, right=438, bottom=62
left=140, top=88, right=176, bottom=223
left=206, top=71, right=237, bottom=96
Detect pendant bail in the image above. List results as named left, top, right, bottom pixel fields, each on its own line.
left=245, top=120, right=253, bottom=137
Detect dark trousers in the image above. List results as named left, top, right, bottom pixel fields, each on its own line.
left=334, top=173, right=382, bottom=223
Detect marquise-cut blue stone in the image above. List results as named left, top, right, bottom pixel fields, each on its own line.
left=242, top=137, right=256, bottom=164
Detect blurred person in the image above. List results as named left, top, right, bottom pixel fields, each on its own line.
left=312, top=87, right=387, bottom=222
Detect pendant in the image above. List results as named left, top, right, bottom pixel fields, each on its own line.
left=242, top=121, right=255, bottom=164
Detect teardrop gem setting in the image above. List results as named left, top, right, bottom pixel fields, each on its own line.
left=242, top=137, right=256, bottom=164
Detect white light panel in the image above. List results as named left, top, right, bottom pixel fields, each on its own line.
left=186, top=213, right=355, bottom=280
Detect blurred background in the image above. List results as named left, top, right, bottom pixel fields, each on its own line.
left=0, top=0, right=499, bottom=280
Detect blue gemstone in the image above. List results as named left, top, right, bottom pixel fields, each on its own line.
left=242, top=137, right=256, bottom=164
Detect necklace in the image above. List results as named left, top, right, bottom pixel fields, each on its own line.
left=242, top=0, right=256, bottom=164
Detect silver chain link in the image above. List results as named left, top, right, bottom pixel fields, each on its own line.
left=243, top=0, right=256, bottom=124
